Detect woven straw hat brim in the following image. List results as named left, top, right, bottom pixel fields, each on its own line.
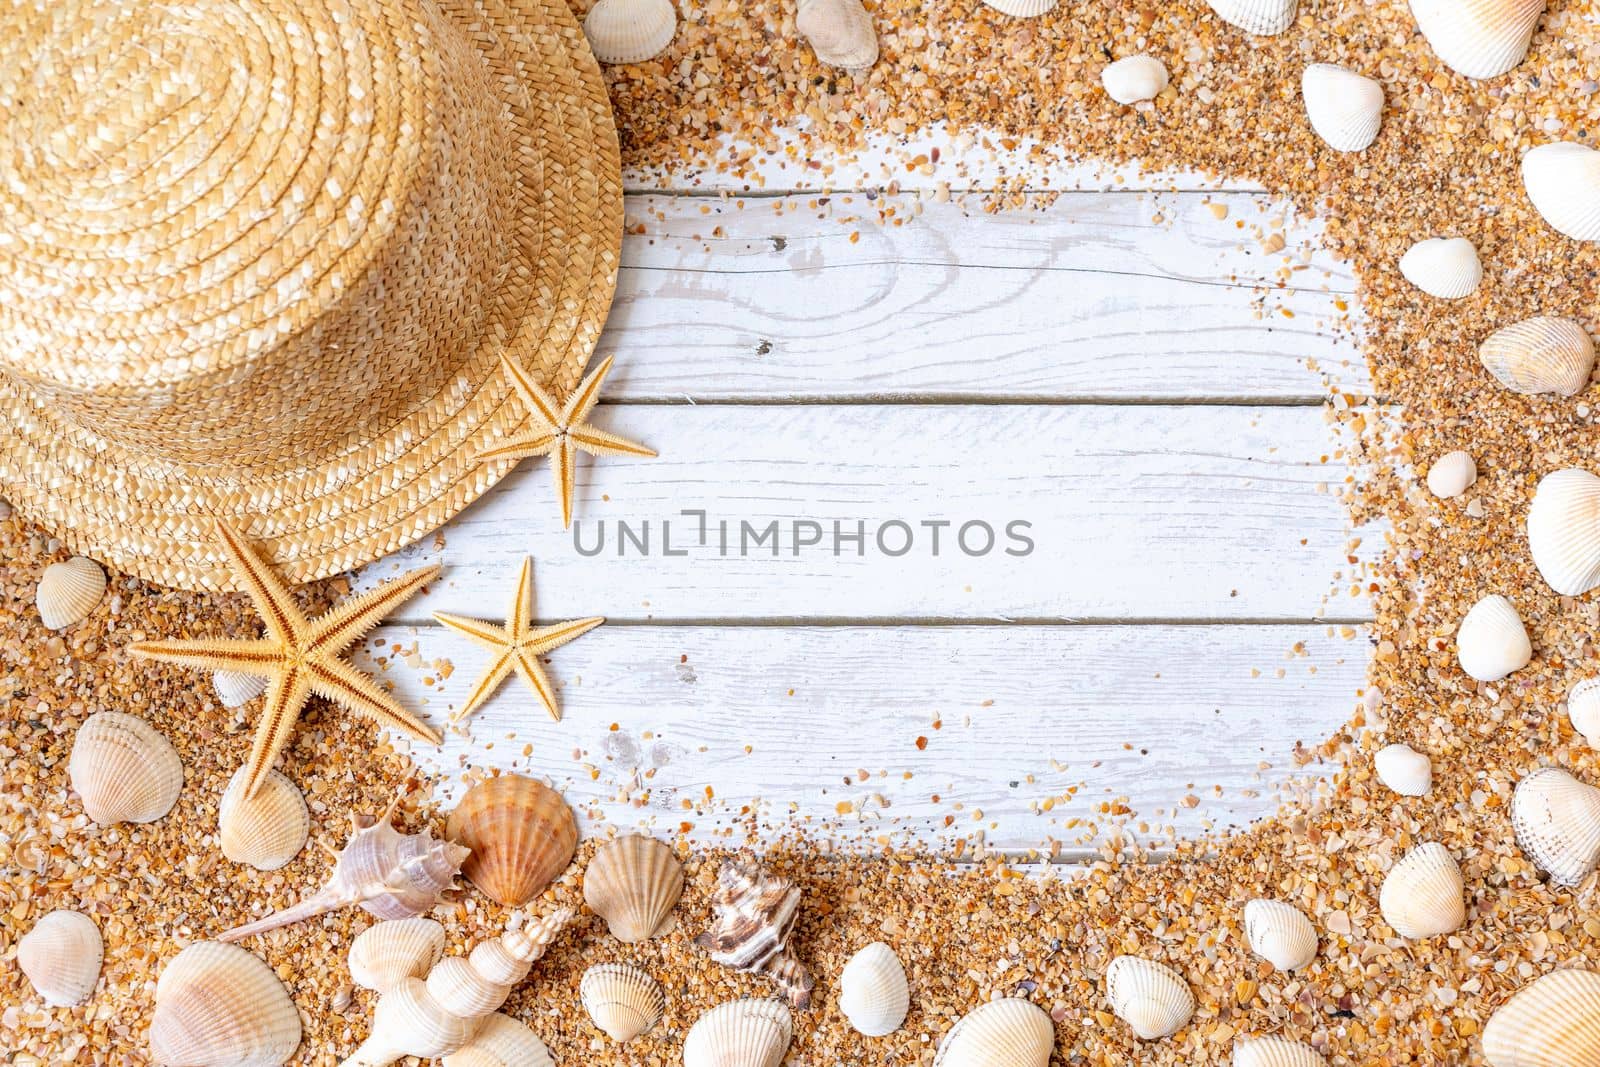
left=0, top=0, right=621, bottom=592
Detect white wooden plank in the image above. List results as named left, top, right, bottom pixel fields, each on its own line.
left=365, top=404, right=1375, bottom=624
left=604, top=190, right=1367, bottom=400
left=363, top=623, right=1367, bottom=853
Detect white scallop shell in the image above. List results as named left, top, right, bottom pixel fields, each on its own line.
left=933, top=997, right=1054, bottom=1067
left=348, top=918, right=447, bottom=994
left=1528, top=468, right=1600, bottom=596
left=1456, top=594, right=1531, bottom=682
left=1105, top=956, right=1194, bottom=1041
left=1408, top=0, right=1546, bottom=79
left=18, top=910, right=102, bottom=1007
left=441, top=1013, right=555, bottom=1067
left=1379, top=842, right=1465, bottom=939
left=69, top=711, right=183, bottom=826
left=1300, top=64, right=1384, bottom=152
left=1511, top=767, right=1600, bottom=886
left=1101, top=56, right=1169, bottom=105
left=839, top=941, right=909, bottom=1038
left=36, top=557, right=106, bottom=630
left=1482, top=968, right=1600, bottom=1067
left=583, top=0, right=676, bottom=65
left=1522, top=141, right=1600, bottom=242
left=1479, top=317, right=1595, bottom=396
left=1374, top=743, right=1432, bottom=797
left=979, top=0, right=1059, bottom=16
left=1426, top=450, right=1477, bottom=499
left=219, top=766, right=309, bottom=871
left=149, top=942, right=302, bottom=1066
left=580, top=962, right=664, bottom=1042
left=1206, top=0, right=1297, bottom=34
left=796, top=0, right=878, bottom=69
left=1399, top=237, right=1482, bottom=299
left=214, top=670, right=268, bottom=709
left=1242, top=899, right=1317, bottom=972
left=1234, top=1035, right=1326, bottom=1067
left=683, top=999, right=793, bottom=1067
left=583, top=834, right=684, bottom=943
left=1569, top=677, right=1600, bottom=749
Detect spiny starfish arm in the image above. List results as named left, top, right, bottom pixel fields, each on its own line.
left=512, top=648, right=563, bottom=721
left=476, top=430, right=560, bottom=466
left=500, top=353, right=564, bottom=429
left=433, top=610, right=512, bottom=649
left=214, top=522, right=303, bottom=647
left=448, top=648, right=516, bottom=725
left=307, top=656, right=442, bottom=745
left=310, top=564, right=440, bottom=655
left=509, top=556, right=535, bottom=635
left=569, top=424, right=657, bottom=459
left=521, top=616, right=605, bottom=656
left=553, top=439, right=577, bottom=529
left=562, top=354, right=616, bottom=426
left=239, top=667, right=311, bottom=800
left=127, top=637, right=285, bottom=676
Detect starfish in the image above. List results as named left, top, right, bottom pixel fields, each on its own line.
left=432, top=556, right=603, bottom=725
left=128, top=522, right=442, bottom=800
left=478, top=353, right=656, bottom=528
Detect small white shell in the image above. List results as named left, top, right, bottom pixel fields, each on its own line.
left=1408, top=0, right=1546, bottom=79
left=149, top=942, right=302, bottom=1066
left=1522, top=141, right=1600, bottom=242
left=1479, top=317, right=1595, bottom=397
left=1300, top=64, right=1384, bottom=152
left=583, top=0, right=676, bottom=64
left=580, top=962, right=664, bottom=1042
left=1481, top=968, right=1600, bottom=1067
left=1374, top=743, right=1433, bottom=797
left=68, top=711, right=183, bottom=826
left=441, top=1013, right=555, bottom=1067
left=1242, top=899, right=1317, bottom=972
left=1511, top=767, right=1600, bottom=886
left=219, top=766, right=309, bottom=871
left=36, top=557, right=106, bottom=630
left=1206, top=0, right=1297, bottom=34
left=1527, top=468, right=1600, bottom=596
left=1399, top=237, right=1482, bottom=299
left=18, top=910, right=102, bottom=1007
left=1456, top=594, right=1531, bottom=682
left=214, top=670, right=268, bottom=709
left=348, top=918, right=447, bottom=994
left=796, top=0, right=878, bottom=69
left=1426, top=451, right=1477, bottom=499
left=978, top=0, right=1059, bottom=16
left=1379, top=842, right=1465, bottom=939
left=1568, top=677, right=1600, bottom=749
left=1101, top=56, right=1169, bottom=105
left=933, top=998, right=1053, bottom=1067
left=839, top=941, right=909, bottom=1038
left=683, top=999, right=793, bottom=1067
left=1234, top=1036, right=1326, bottom=1067
left=1105, top=956, right=1194, bottom=1041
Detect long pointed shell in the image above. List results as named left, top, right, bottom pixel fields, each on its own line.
left=683, top=999, right=794, bottom=1067
left=1511, top=767, right=1600, bottom=885
left=978, top=0, right=1059, bottom=17
left=149, top=942, right=302, bottom=1067
left=372, top=976, right=478, bottom=1058
left=1374, top=743, right=1433, bottom=797
left=441, top=1014, right=554, bottom=1067
left=36, top=557, right=106, bottom=629
left=1101, top=55, right=1169, bottom=105
left=1479, top=317, right=1595, bottom=396
left=219, top=767, right=309, bottom=871
left=839, top=941, right=909, bottom=1037
left=1528, top=468, right=1600, bottom=596
left=18, top=910, right=102, bottom=1007
left=1105, top=956, right=1195, bottom=1040
left=1399, top=237, right=1482, bottom=299
left=1206, top=0, right=1296, bottom=33
left=1243, top=899, right=1317, bottom=972
left=584, top=834, right=684, bottom=943
left=1482, top=968, right=1600, bottom=1066
left=349, top=919, right=447, bottom=994
left=1456, top=594, right=1531, bottom=682
left=797, top=0, right=878, bottom=69
left=214, top=670, right=268, bottom=709
left=1569, top=677, right=1600, bottom=749
left=1522, top=141, right=1600, bottom=242
left=583, top=0, right=676, bottom=64
left=580, top=963, right=664, bottom=1042
left=448, top=775, right=577, bottom=908
left=1379, top=842, right=1465, bottom=939
left=1408, top=0, right=1545, bottom=79
left=69, top=711, right=183, bottom=826
left=1426, top=450, right=1477, bottom=498
left=1301, top=64, right=1384, bottom=152
left=427, top=956, right=514, bottom=1018
left=1234, top=1036, right=1326, bottom=1066
left=933, top=998, right=1054, bottom=1066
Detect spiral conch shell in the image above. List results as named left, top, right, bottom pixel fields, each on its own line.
left=683, top=999, right=794, bottom=1067
left=797, top=0, right=878, bottom=70
left=1568, top=677, right=1600, bottom=749
left=580, top=962, right=664, bottom=1042
left=1456, top=594, right=1531, bottom=682
left=695, top=858, right=815, bottom=1009
left=1105, top=956, right=1194, bottom=1040
left=69, top=711, right=183, bottom=826
left=1481, top=968, right=1600, bottom=1067
left=1374, top=743, right=1432, bottom=797
left=839, top=941, right=910, bottom=1037
left=1399, top=237, right=1482, bottom=299
left=932, top=997, right=1053, bottom=1067
left=447, top=775, right=577, bottom=907
left=582, top=0, right=676, bottom=64
left=1522, top=141, right=1600, bottom=242
left=1206, top=0, right=1297, bottom=34
left=1243, top=899, right=1317, bottom=972
left=1478, top=317, right=1595, bottom=397
left=583, top=834, right=684, bottom=942
left=1379, top=842, right=1465, bottom=939
left=36, top=556, right=105, bottom=629
left=1300, top=64, right=1384, bottom=152
left=149, top=942, right=302, bottom=1067
left=1234, top=1035, right=1326, bottom=1066
left=1408, top=0, right=1546, bottom=79
left=1527, top=468, right=1600, bottom=596
left=440, top=1014, right=554, bottom=1067
left=1101, top=55, right=1168, bottom=104
left=349, top=919, right=447, bottom=994
left=1510, top=767, right=1600, bottom=886
left=219, top=766, right=309, bottom=871
left=18, top=910, right=102, bottom=1007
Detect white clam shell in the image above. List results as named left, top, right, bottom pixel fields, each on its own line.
left=580, top=962, right=664, bottom=1042
left=1206, top=0, right=1297, bottom=34
left=18, top=910, right=102, bottom=1007
left=1511, top=767, right=1600, bottom=886
left=1105, top=956, right=1194, bottom=1041
left=1527, top=468, right=1600, bottom=595
left=1408, top=0, right=1546, bottom=79
left=933, top=997, right=1054, bottom=1067
left=36, top=556, right=106, bottom=629
left=149, top=942, right=302, bottom=1066
left=1399, top=237, right=1482, bottom=299
left=1300, top=64, right=1383, bottom=152
left=584, top=834, right=684, bottom=943
left=583, top=0, right=676, bottom=64
left=348, top=918, right=447, bottom=994
left=1568, top=677, right=1600, bottom=749
left=69, top=711, right=183, bottom=826
left=1242, top=899, right=1317, bottom=972
left=979, top=0, right=1059, bottom=17
left=1482, top=968, right=1600, bottom=1067
left=1425, top=450, right=1477, bottom=499
left=1456, top=594, right=1531, bottom=682
left=441, top=1013, right=554, bottom=1067
left=1234, top=1036, right=1326, bottom=1067
left=683, top=999, right=793, bottom=1067
left=839, top=941, right=909, bottom=1037
left=214, top=670, right=268, bottom=709
left=1374, top=743, right=1432, bottom=797
left=1479, top=316, right=1595, bottom=397
left=1379, top=842, right=1465, bottom=939
left=797, top=0, right=878, bottom=69
left=1101, top=56, right=1169, bottom=105
left=219, top=766, right=309, bottom=871
left=1522, top=141, right=1600, bottom=242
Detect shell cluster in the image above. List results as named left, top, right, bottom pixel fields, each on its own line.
left=583, top=0, right=676, bottom=65
left=796, top=0, right=878, bottom=70
left=149, top=942, right=302, bottom=1066
left=580, top=962, right=664, bottom=1042
left=838, top=941, right=910, bottom=1037
left=1379, top=842, right=1465, bottom=939
left=448, top=775, right=577, bottom=908
left=1243, top=899, right=1317, bottom=972
left=1300, top=64, right=1383, bottom=152
left=36, top=556, right=105, bottom=629
left=584, top=834, right=684, bottom=942
left=1482, top=968, right=1600, bottom=1067
left=683, top=999, right=793, bottom=1067
left=1101, top=56, right=1169, bottom=105
left=1522, top=141, right=1600, bottom=243
left=1455, top=594, right=1531, bottom=682
left=1399, top=237, right=1482, bottom=299
left=1510, top=767, right=1600, bottom=885
left=1374, top=743, right=1432, bottom=797
left=69, top=711, right=183, bottom=826
left=1478, top=316, right=1594, bottom=397
left=18, top=910, right=102, bottom=1007
left=1527, top=468, right=1600, bottom=597
left=218, top=766, right=309, bottom=871
left=1206, top=0, right=1297, bottom=35
left=695, top=858, right=815, bottom=1009
left=1408, top=0, right=1546, bottom=79
left=933, top=997, right=1053, bottom=1067
left=1105, top=955, right=1194, bottom=1040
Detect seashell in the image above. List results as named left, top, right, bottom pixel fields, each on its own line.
left=1234, top=1036, right=1327, bottom=1067
left=214, top=670, right=268, bottom=709
left=1205, top=0, right=1296, bottom=34
left=1425, top=450, right=1477, bottom=498
left=1481, top=968, right=1600, bottom=1067
left=978, top=0, right=1059, bottom=17
left=447, top=775, right=577, bottom=908
left=683, top=999, right=794, bottom=1067
left=149, top=942, right=302, bottom=1066
left=1379, top=842, right=1465, bottom=939
left=1510, top=766, right=1600, bottom=885
left=583, top=834, right=684, bottom=943
left=36, top=556, right=105, bottom=629
left=583, top=0, right=676, bottom=65
left=1242, top=899, right=1317, bottom=972
left=1479, top=316, right=1595, bottom=396
left=1568, top=677, right=1600, bottom=749
left=580, top=962, right=664, bottom=1042
left=349, top=918, right=447, bottom=994
left=796, top=0, right=878, bottom=69
left=69, top=711, right=183, bottom=826
left=1300, top=64, right=1384, bottom=153
left=18, top=910, right=102, bottom=1007
left=839, top=941, right=909, bottom=1037
left=1101, top=55, right=1169, bottom=105
left=1374, top=743, right=1432, bottom=797
left=933, top=997, right=1053, bottom=1066
left=441, top=1013, right=554, bottom=1067
left=1523, top=142, right=1600, bottom=242
left=695, top=858, right=815, bottom=1010
left=220, top=799, right=469, bottom=941
left=1105, top=956, right=1194, bottom=1040
left=219, top=766, right=309, bottom=871
left=1527, top=468, right=1600, bottom=595
left=1408, top=0, right=1546, bottom=79
left=1399, top=237, right=1482, bottom=299
left=1456, top=594, right=1531, bottom=682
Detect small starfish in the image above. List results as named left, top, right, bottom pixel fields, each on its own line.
left=432, top=556, right=603, bottom=725
left=478, top=353, right=656, bottom=528
left=128, top=522, right=442, bottom=800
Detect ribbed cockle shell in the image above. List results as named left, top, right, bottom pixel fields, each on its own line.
left=1301, top=64, right=1384, bottom=152
left=583, top=0, right=676, bottom=64
left=1511, top=766, right=1600, bottom=885
left=683, top=999, right=793, bottom=1067
left=36, top=557, right=105, bottom=629
left=440, top=1014, right=554, bottom=1067
left=1105, top=956, right=1194, bottom=1040
left=18, top=910, right=102, bottom=1007
left=1527, top=468, right=1600, bottom=596
left=1456, top=594, right=1531, bottom=682
left=1482, top=968, right=1600, bottom=1067
left=1101, top=56, right=1169, bottom=105
left=583, top=834, right=684, bottom=942
left=1522, top=141, right=1600, bottom=242
left=797, top=0, right=878, bottom=69
left=219, top=766, right=309, bottom=871
left=69, top=711, right=183, bottom=826
left=1399, top=237, right=1482, bottom=299
left=695, top=858, right=815, bottom=1010
left=214, top=670, right=268, bottom=709
left=1234, top=1035, right=1327, bottom=1066
left=580, top=963, right=664, bottom=1042
left=839, top=941, right=910, bottom=1037
left=1408, top=0, right=1546, bottom=79
left=1206, top=0, right=1296, bottom=34
left=447, top=775, right=576, bottom=908
left=1243, top=899, right=1317, bottom=972
left=1374, top=743, right=1432, bottom=797
left=933, top=997, right=1054, bottom=1066
left=149, top=942, right=302, bottom=1066
left=1426, top=451, right=1477, bottom=498
left=978, top=0, right=1059, bottom=17
left=1479, top=317, right=1594, bottom=397
left=349, top=919, right=447, bottom=994
left=1569, top=677, right=1600, bottom=749
left=1379, top=842, right=1465, bottom=939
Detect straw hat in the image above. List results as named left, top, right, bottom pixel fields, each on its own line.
left=0, top=0, right=622, bottom=591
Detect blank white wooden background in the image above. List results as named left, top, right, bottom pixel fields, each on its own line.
left=355, top=149, right=1376, bottom=858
